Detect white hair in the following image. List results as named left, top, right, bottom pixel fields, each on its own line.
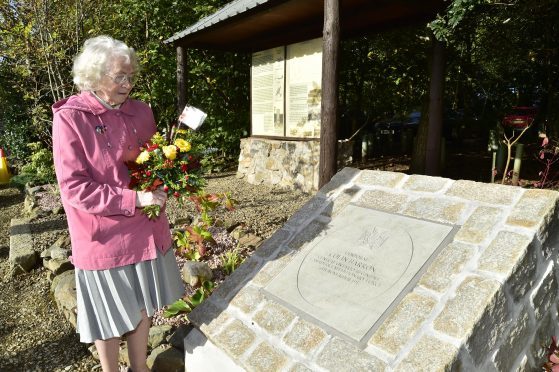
left=72, top=35, right=139, bottom=91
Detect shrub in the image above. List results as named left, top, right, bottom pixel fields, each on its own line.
left=10, top=142, right=56, bottom=188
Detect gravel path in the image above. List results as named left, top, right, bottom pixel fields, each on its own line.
left=0, top=173, right=312, bottom=371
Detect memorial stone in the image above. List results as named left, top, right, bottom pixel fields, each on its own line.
left=183, top=168, right=559, bottom=371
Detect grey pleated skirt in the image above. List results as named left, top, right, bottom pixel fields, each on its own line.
left=75, top=248, right=185, bottom=343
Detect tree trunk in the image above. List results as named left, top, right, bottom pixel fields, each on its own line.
left=410, top=32, right=445, bottom=175
left=177, top=45, right=187, bottom=114
left=410, top=97, right=430, bottom=173
left=425, top=34, right=445, bottom=175
left=319, top=0, right=340, bottom=189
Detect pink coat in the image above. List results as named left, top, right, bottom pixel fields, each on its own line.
left=52, top=92, right=172, bottom=270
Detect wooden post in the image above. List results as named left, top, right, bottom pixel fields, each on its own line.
left=177, top=45, right=187, bottom=113
left=319, top=0, right=340, bottom=189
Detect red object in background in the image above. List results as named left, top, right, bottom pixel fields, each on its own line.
left=502, top=106, right=538, bottom=131
left=0, top=148, right=5, bottom=157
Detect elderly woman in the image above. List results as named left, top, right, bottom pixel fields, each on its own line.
left=52, top=35, right=184, bottom=372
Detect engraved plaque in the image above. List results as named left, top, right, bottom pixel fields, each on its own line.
left=264, top=205, right=456, bottom=344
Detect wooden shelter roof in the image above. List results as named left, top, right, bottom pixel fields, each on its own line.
left=165, top=0, right=447, bottom=52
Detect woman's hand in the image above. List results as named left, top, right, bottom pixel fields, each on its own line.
left=136, top=189, right=167, bottom=208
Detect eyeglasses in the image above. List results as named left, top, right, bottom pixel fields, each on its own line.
left=105, top=73, right=137, bottom=85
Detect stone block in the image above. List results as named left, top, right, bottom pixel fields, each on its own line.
left=530, top=311, right=556, bottom=366
left=394, top=336, right=458, bottom=372
left=455, top=206, right=505, bottom=244
left=369, top=292, right=437, bottom=356
left=402, top=174, right=451, bottom=192
left=188, top=300, right=229, bottom=337
left=253, top=302, right=295, bottom=336
left=320, top=186, right=360, bottom=217
left=316, top=337, right=387, bottom=371
left=355, top=170, right=405, bottom=188
left=254, top=228, right=292, bottom=259
left=251, top=249, right=297, bottom=287
left=356, top=190, right=408, bottom=213
left=419, top=241, right=476, bottom=293
left=493, top=306, right=531, bottom=372
left=211, top=256, right=262, bottom=303
left=9, top=218, right=37, bottom=273
left=287, top=220, right=328, bottom=250
left=478, top=231, right=534, bottom=300
left=147, top=345, right=184, bottom=372
left=434, top=276, right=501, bottom=340
left=288, top=363, right=314, bottom=372
left=403, top=197, right=466, bottom=224
left=230, top=285, right=265, bottom=314
left=531, top=262, right=558, bottom=321
left=446, top=180, right=521, bottom=205
left=282, top=319, right=327, bottom=354
left=244, top=341, right=288, bottom=372
left=284, top=196, right=329, bottom=230
left=507, top=189, right=559, bottom=229
left=317, top=167, right=361, bottom=197
left=434, top=276, right=510, bottom=367
left=213, top=319, right=256, bottom=359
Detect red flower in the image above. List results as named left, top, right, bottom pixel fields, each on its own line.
left=145, top=170, right=151, bottom=176
left=163, top=185, right=169, bottom=192
left=146, top=143, right=159, bottom=151
left=174, top=191, right=180, bottom=198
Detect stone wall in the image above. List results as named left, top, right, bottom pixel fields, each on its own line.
left=184, top=168, right=559, bottom=371
left=236, top=137, right=353, bottom=193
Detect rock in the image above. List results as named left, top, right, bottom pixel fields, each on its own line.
left=148, top=325, right=173, bottom=350
left=88, top=345, right=100, bottom=361
left=50, top=247, right=70, bottom=260
left=147, top=345, right=184, bottom=372
left=52, top=269, right=77, bottom=327
left=230, top=226, right=247, bottom=240
left=168, top=325, right=190, bottom=351
left=50, top=269, right=74, bottom=293
left=43, top=257, right=74, bottom=275
left=53, top=234, right=72, bottom=249
left=181, top=261, right=213, bottom=287
left=118, top=341, right=129, bottom=365
left=238, top=233, right=263, bottom=248
left=41, top=235, right=71, bottom=259
left=9, top=218, right=38, bottom=274
left=52, top=206, right=65, bottom=215
left=171, top=216, right=193, bottom=227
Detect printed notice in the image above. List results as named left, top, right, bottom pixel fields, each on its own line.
left=285, top=38, right=322, bottom=138
left=251, top=46, right=285, bottom=136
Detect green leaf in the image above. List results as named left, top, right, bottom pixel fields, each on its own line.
left=163, top=299, right=191, bottom=317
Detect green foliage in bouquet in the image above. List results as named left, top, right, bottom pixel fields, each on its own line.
left=126, top=130, right=207, bottom=219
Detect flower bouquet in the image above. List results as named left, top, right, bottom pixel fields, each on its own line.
left=126, top=130, right=206, bottom=219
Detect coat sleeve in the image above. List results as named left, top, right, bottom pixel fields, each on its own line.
left=52, top=110, right=137, bottom=217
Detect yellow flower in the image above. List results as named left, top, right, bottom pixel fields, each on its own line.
left=135, top=150, right=150, bottom=164
left=162, top=145, right=178, bottom=160
left=174, top=138, right=191, bottom=152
